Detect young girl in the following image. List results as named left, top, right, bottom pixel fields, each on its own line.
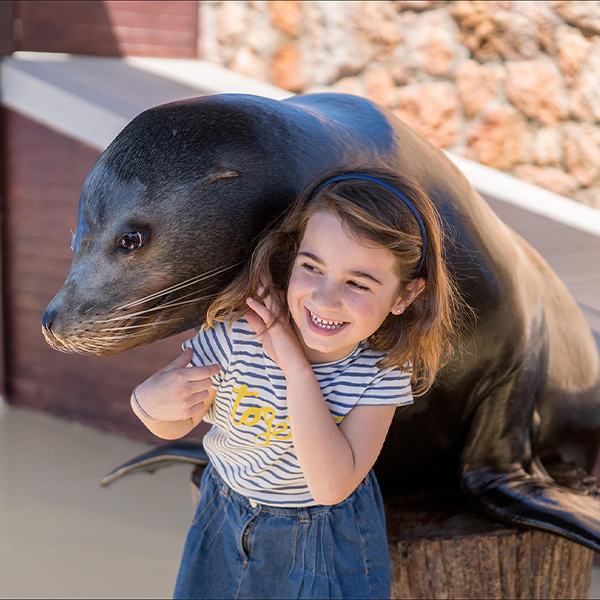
left=130, top=168, right=460, bottom=600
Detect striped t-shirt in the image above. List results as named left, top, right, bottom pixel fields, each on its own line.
left=183, top=318, right=413, bottom=506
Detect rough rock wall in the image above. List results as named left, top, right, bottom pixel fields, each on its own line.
left=199, top=0, right=600, bottom=209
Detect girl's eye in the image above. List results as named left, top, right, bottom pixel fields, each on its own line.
left=302, top=263, right=321, bottom=274
left=348, top=280, right=370, bottom=292
left=118, top=232, right=145, bottom=251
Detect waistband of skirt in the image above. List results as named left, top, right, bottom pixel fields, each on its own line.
left=206, top=464, right=339, bottom=516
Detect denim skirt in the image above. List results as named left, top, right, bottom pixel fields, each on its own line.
left=173, top=465, right=392, bottom=599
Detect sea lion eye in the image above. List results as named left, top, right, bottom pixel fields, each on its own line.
left=118, top=232, right=145, bottom=251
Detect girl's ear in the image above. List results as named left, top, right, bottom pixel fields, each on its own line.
left=391, top=278, right=426, bottom=316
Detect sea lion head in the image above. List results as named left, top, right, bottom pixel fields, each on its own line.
left=42, top=95, right=299, bottom=355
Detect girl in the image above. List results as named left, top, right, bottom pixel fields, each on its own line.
left=130, top=168, right=460, bottom=599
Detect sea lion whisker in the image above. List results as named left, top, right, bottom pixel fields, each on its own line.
left=115, top=294, right=217, bottom=318
left=148, top=294, right=219, bottom=311
left=115, top=272, right=218, bottom=310
left=148, top=285, right=214, bottom=306
left=118, top=293, right=217, bottom=320
left=48, top=330, right=127, bottom=353
left=91, top=335, right=144, bottom=342
left=97, top=319, right=182, bottom=332
left=151, top=289, right=218, bottom=309
left=116, top=262, right=243, bottom=311
left=78, top=339, right=115, bottom=348
left=86, top=305, right=178, bottom=324
left=98, top=320, right=184, bottom=331
left=88, top=292, right=219, bottom=325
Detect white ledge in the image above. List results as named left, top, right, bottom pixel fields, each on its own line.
left=124, top=56, right=293, bottom=101
left=1, top=51, right=598, bottom=238
left=1, top=52, right=291, bottom=151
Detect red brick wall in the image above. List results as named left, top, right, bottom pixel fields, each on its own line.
left=1, top=110, right=204, bottom=442
left=12, top=0, right=198, bottom=58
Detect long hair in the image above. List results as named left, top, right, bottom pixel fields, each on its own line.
left=206, top=167, right=466, bottom=396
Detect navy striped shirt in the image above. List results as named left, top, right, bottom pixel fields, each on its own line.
left=183, top=318, right=413, bottom=506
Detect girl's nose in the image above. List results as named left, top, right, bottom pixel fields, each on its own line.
left=311, top=282, right=343, bottom=312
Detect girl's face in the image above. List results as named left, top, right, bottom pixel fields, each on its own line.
left=287, top=210, right=416, bottom=364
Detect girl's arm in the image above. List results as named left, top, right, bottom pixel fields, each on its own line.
left=246, top=296, right=396, bottom=505
left=285, top=366, right=396, bottom=504
left=131, top=347, right=220, bottom=440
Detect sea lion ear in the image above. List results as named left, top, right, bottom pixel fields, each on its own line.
left=206, top=167, right=245, bottom=184
left=189, top=168, right=244, bottom=192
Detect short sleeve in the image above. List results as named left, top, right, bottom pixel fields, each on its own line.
left=182, top=321, right=233, bottom=389
left=357, top=366, right=413, bottom=407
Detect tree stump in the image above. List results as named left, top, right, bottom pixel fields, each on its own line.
left=385, top=492, right=593, bottom=599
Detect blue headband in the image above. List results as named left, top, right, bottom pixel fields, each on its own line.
left=313, top=174, right=428, bottom=276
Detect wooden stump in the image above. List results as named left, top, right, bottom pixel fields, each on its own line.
left=385, top=493, right=593, bottom=599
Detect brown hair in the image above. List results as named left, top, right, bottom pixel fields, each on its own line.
left=206, top=167, right=465, bottom=395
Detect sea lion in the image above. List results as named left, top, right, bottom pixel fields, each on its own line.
left=43, top=93, right=600, bottom=551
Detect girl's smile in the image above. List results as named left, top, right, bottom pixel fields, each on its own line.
left=287, top=211, right=410, bottom=364
left=305, top=307, right=349, bottom=334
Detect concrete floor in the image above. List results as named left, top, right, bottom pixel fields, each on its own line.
left=2, top=402, right=600, bottom=599
left=0, top=403, right=195, bottom=599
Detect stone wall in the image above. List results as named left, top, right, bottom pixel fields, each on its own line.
left=199, top=0, right=600, bottom=209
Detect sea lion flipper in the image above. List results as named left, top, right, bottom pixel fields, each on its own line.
left=101, top=441, right=208, bottom=487
left=459, top=357, right=600, bottom=550
left=461, top=466, right=600, bottom=551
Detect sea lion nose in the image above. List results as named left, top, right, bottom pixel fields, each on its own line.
left=42, top=287, right=71, bottom=338
left=42, top=306, right=57, bottom=334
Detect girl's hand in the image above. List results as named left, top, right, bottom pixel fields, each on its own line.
left=246, top=289, right=309, bottom=375
left=134, top=347, right=220, bottom=422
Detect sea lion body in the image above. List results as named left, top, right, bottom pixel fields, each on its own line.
left=43, top=93, right=600, bottom=549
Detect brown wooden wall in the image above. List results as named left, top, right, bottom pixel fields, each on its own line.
left=1, top=109, right=206, bottom=442
left=10, top=0, right=198, bottom=58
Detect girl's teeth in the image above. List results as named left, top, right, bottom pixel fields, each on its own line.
left=309, top=311, right=344, bottom=330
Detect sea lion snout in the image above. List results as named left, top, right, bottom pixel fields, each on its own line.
left=42, top=271, right=166, bottom=354
left=42, top=281, right=96, bottom=352
left=41, top=244, right=238, bottom=355
left=41, top=304, right=57, bottom=337
left=42, top=286, right=78, bottom=352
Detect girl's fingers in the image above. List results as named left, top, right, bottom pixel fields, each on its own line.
left=245, top=306, right=268, bottom=337
left=253, top=283, right=284, bottom=319
left=185, top=363, right=221, bottom=381
left=187, top=401, right=206, bottom=416
left=247, top=297, right=274, bottom=327
left=189, top=389, right=209, bottom=404
left=187, top=379, right=214, bottom=396
left=164, top=347, right=193, bottom=371
left=264, top=294, right=278, bottom=314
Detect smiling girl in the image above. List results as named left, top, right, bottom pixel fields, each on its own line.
left=131, top=169, right=461, bottom=599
